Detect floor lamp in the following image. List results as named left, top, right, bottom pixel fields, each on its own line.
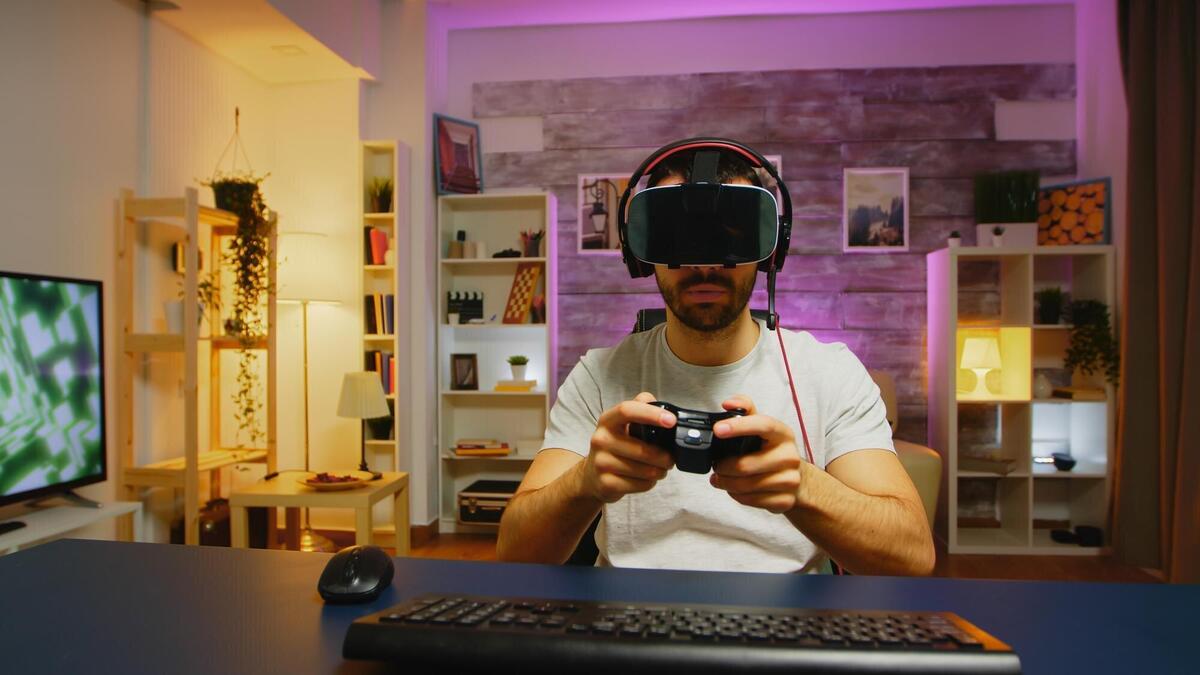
left=278, top=231, right=340, bottom=553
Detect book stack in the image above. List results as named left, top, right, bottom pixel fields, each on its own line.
left=364, top=227, right=390, bottom=265
left=364, top=293, right=395, bottom=335
left=364, top=350, right=395, bottom=396
left=454, top=439, right=511, bottom=457
left=494, top=379, right=537, bottom=393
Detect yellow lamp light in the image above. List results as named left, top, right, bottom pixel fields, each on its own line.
left=961, top=336, right=1002, bottom=398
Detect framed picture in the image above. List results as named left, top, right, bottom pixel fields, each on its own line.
left=843, top=168, right=909, bottom=253
left=434, top=114, right=482, bottom=195
left=1036, top=177, right=1111, bottom=245
left=577, top=174, right=630, bottom=254
left=450, top=353, right=479, bottom=391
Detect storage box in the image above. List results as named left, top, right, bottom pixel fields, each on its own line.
left=457, top=480, right=521, bottom=526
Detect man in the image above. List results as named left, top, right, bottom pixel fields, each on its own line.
left=497, top=143, right=934, bottom=576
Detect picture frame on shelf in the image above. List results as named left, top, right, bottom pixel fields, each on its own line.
left=1036, top=177, right=1111, bottom=246
left=576, top=174, right=629, bottom=254
left=843, top=167, right=909, bottom=253
left=434, top=114, right=483, bottom=195
left=450, top=353, right=479, bottom=391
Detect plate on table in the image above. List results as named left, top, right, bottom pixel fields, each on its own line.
left=298, top=471, right=373, bottom=491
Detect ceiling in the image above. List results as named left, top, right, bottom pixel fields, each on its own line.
left=149, top=0, right=367, bottom=83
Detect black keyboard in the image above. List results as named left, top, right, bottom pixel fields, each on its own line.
left=343, top=593, right=1021, bottom=673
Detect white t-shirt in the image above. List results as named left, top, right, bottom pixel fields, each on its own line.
left=540, top=319, right=895, bottom=574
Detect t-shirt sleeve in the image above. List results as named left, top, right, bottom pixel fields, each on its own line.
left=823, top=346, right=896, bottom=465
left=540, top=354, right=603, bottom=458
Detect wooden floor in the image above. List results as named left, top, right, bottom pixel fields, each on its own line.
left=384, top=533, right=1161, bottom=583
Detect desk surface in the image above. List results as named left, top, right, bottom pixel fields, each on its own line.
left=230, top=471, right=408, bottom=508
left=0, top=539, right=1191, bottom=675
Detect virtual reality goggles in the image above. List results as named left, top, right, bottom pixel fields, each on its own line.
left=617, top=138, right=793, bottom=279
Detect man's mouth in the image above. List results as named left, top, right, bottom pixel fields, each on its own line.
left=683, top=283, right=730, bottom=302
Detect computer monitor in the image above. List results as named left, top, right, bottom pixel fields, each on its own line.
left=0, top=270, right=106, bottom=508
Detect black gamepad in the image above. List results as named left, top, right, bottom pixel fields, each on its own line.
left=628, top=401, right=762, bottom=474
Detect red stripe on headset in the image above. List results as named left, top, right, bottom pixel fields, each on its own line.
left=641, top=142, right=762, bottom=174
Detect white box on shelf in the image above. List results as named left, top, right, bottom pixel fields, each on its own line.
left=977, top=222, right=1036, bottom=247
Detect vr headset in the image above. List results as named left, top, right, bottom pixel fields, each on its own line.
left=616, top=138, right=793, bottom=330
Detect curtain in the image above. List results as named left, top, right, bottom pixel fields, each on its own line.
left=1115, top=0, right=1200, bottom=584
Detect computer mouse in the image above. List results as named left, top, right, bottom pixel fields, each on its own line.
left=318, top=545, right=394, bottom=604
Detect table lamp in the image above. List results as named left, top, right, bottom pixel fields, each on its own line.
left=278, top=231, right=341, bottom=553
left=961, top=336, right=1002, bottom=398
left=338, top=371, right=390, bottom=480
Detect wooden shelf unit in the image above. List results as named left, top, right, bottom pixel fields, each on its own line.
left=115, top=188, right=277, bottom=545
left=436, top=191, right=557, bottom=533
left=927, top=245, right=1116, bottom=555
left=359, top=140, right=411, bottom=534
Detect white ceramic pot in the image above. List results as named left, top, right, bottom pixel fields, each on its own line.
left=948, top=237, right=961, bottom=249
left=510, top=364, right=527, bottom=381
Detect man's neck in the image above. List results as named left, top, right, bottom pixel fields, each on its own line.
left=663, top=309, right=760, bottom=367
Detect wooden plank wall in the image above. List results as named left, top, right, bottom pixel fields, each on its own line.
left=474, top=64, right=1076, bottom=443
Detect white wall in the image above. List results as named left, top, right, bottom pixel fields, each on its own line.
left=0, top=0, right=143, bottom=536
left=1075, top=0, right=1126, bottom=302
left=0, top=0, right=366, bottom=541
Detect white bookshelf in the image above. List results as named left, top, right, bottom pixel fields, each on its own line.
left=927, top=245, right=1116, bottom=555
left=360, top=140, right=411, bottom=529
left=436, top=191, right=557, bottom=533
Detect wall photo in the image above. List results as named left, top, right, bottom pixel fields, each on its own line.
left=843, top=168, right=910, bottom=253
left=435, top=114, right=482, bottom=195
left=576, top=175, right=629, bottom=254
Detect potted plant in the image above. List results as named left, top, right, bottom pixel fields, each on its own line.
left=1064, top=300, right=1120, bottom=386
left=507, top=355, right=529, bottom=381
left=974, top=170, right=1039, bottom=246
left=947, top=230, right=962, bottom=248
left=368, top=177, right=393, bottom=214
left=1034, top=287, right=1067, bottom=325
left=991, top=225, right=1006, bottom=247
left=203, top=171, right=273, bottom=446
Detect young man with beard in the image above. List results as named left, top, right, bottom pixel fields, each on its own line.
left=496, top=147, right=934, bottom=576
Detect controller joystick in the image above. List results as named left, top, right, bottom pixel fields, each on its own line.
left=629, top=401, right=762, bottom=474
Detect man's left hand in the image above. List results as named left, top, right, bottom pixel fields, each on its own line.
left=710, top=395, right=806, bottom=514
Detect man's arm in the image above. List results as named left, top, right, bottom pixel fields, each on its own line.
left=497, top=394, right=677, bottom=564
left=786, top=450, right=934, bottom=576
left=711, top=397, right=934, bottom=576
left=495, top=450, right=597, bottom=564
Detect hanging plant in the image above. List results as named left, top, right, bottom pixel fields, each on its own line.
left=1063, top=299, right=1119, bottom=386
left=201, top=108, right=273, bottom=446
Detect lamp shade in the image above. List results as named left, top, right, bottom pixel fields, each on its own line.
left=278, top=231, right=340, bottom=303
left=961, top=336, right=1002, bottom=370
left=337, top=371, right=390, bottom=419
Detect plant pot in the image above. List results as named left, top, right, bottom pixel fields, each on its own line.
left=210, top=179, right=259, bottom=213
left=510, top=364, right=527, bottom=381
left=992, top=235, right=1004, bottom=247
left=947, top=237, right=961, bottom=249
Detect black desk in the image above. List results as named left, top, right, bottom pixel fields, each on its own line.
left=0, top=540, right=1191, bottom=674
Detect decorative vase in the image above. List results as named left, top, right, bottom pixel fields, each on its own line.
left=1034, top=373, right=1053, bottom=399
left=510, top=364, right=527, bottom=381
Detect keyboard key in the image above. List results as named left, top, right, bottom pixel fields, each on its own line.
left=567, top=624, right=590, bottom=634
left=592, top=622, right=617, bottom=634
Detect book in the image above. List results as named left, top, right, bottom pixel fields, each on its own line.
left=364, top=296, right=376, bottom=334
left=385, top=294, right=395, bottom=334
left=494, top=379, right=537, bottom=392
left=453, top=446, right=512, bottom=457
left=456, top=438, right=507, bottom=449
left=1051, top=386, right=1106, bottom=401
left=369, top=228, right=388, bottom=265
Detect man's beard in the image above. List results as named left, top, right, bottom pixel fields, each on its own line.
left=657, top=268, right=757, bottom=333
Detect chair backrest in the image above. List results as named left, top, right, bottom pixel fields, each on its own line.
left=867, top=370, right=899, bottom=434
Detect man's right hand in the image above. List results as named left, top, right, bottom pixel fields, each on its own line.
left=578, top=392, right=677, bottom=503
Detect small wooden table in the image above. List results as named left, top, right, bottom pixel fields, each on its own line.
left=229, top=471, right=409, bottom=555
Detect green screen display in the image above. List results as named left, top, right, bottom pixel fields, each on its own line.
left=0, top=272, right=105, bottom=504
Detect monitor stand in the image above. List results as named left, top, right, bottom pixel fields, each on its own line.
left=28, top=490, right=103, bottom=509
left=0, top=521, right=27, bottom=536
